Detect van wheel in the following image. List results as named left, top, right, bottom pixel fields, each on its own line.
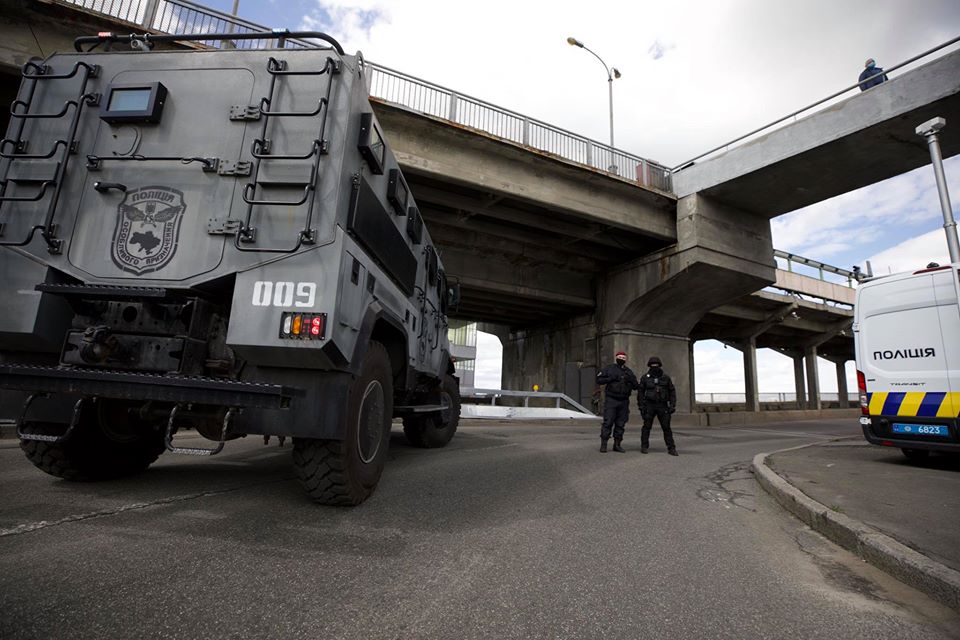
left=402, top=374, right=460, bottom=448
left=20, top=399, right=165, bottom=481
left=901, top=448, right=930, bottom=462
left=293, top=341, right=393, bottom=505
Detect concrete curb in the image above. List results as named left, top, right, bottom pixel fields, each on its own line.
left=752, top=444, right=960, bottom=613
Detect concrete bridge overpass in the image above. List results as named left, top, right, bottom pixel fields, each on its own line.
left=2, top=0, right=954, bottom=413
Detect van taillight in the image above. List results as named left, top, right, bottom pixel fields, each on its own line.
left=857, top=370, right=869, bottom=416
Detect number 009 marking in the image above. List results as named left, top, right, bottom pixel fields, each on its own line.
left=252, top=281, right=316, bottom=308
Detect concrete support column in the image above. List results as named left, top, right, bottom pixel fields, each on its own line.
left=743, top=338, right=760, bottom=412
left=805, top=345, right=821, bottom=411
left=793, top=354, right=807, bottom=409
left=599, top=329, right=693, bottom=412
left=688, top=339, right=698, bottom=411
left=836, top=360, right=849, bottom=407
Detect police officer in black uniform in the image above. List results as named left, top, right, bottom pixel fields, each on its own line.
left=637, top=356, right=678, bottom=455
left=596, top=351, right=638, bottom=453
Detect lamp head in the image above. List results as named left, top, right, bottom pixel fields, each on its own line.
left=567, top=36, right=584, bottom=48
left=612, top=67, right=621, bottom=79
left=916, top=117, right=946, bottom=137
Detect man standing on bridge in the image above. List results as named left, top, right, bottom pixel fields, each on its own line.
left=638, top=356, right=678, bottom=456
left=858, top=58, right=888, bottom=91
left=596, top=351, right=638, bottom=453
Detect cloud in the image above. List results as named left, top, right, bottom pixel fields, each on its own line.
left=865, top=228, right=951, bottom=275
left=299, top=1, right=387, bottom=43
left=647, top=39, right=675, bottom=60
left=474, top=331, right=502, bottom=389
left=286, top=0, right=959, bottom=168
left=697, top=341, right=855, bottom=395
left=772, top=156, right=960, bottom=261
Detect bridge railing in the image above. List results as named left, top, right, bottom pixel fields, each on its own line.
left=56, top=0, right=673, bottom=192
left=364, top=63, right=673, bottom=192
left=697, top=392, right=854, bottom=404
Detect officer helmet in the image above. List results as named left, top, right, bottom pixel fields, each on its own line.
left=647, top=356, right=662, bottom=367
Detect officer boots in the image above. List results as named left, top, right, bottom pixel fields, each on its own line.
left=600, top=439, right=608, bottom=453
left=613, top=439, right=625, bottom=453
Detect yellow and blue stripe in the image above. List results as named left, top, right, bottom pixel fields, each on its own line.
left=867, top=392, right=960, bottom=418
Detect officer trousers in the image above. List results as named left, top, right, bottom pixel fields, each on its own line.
left=600, top=397, right=629, bottom=441
left=641, top=406, right=675, bottom=450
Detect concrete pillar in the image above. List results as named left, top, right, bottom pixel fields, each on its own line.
left=836, top=360, right=849, bottom=407
left=688, top=339, right=698, bottom=411
left=743, top=338, right=759, bottom=412
left=499, top=313, right=597, bottom=394
left=793, top=354, right=807, bottom=409
left=805, top=345, right=821, bottom=411
left=600, top=330, right=693, bottom=412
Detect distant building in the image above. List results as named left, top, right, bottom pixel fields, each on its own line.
left=448, top=320, right=477, bottom=391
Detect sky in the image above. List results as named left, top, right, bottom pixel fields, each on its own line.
left=202, top=0, right=960, bottom=393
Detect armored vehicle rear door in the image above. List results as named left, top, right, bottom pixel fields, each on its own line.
left=68, top=66, right=256, bottom=280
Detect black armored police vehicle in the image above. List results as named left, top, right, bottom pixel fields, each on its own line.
left=0, top=31, right=461, bottom=505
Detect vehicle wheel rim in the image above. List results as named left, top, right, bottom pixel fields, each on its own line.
left=357, top=380, right=385, bottom=463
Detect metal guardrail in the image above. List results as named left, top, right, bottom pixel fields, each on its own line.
left=697, top=392, right=854, bottom=404
left=775, top=250, right=860, bottom=287
left=56, top=0, right=672, bottom=191
left=364, top=64, right=673, bottom=192
left=465, top=389, right=595, bottom=415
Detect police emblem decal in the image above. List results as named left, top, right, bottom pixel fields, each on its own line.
left=110, top=186, right=186, bottom=275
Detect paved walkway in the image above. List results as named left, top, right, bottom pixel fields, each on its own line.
left=756, top=437, right=960, bottom=613
left=767, top=439, right=960, bottom=573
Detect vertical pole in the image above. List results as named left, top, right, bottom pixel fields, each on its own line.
left=688, top=339, right=697, bottom=413
left=836, top=360, right=849, bottom=407
left=917, top=119, right=960, bottom=262
left=607, top=76, right=615, bottom=148
left=448, top=93, right=459, bottom=123
left=793, top=354, right=806, bottom=409
left=744, top=339, right=759, bottom=412
left=805, top=346, right=821, bottom=411
left=142, top=0, right=160, bottom=29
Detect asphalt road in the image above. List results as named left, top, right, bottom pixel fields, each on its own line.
left=2, top=419, right=958, bottom=639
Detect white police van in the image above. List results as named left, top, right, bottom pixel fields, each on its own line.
left=855, top=262, right=960, bottom=459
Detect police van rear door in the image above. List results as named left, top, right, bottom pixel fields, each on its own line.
left=931, top=265, right=960, bottom=417
left=859, top=270, right=950, bottom=418
left=67, top=60, right=256, bottom=281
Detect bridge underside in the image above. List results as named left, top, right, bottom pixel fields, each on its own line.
left=406, top=172, right=673, bottom=326
left=373, top=101, right=678, bottom=328
left=693, top=290, right=854, bottom=361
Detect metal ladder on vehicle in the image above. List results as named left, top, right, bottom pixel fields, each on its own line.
left=235, top=54, right=341, bottom=253
left=0, top=59, right=100, bottom=254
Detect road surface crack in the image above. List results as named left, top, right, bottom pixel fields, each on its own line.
left=0, top=478, right=291, bottom=538
left=692, top=461, right=757, bottom=512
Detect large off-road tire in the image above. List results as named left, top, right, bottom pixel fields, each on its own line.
left=20, top=399, right=166, bottom=481
left=402, top=374, right=460, bottom=448
left=293, top=341, right=393, bottom=506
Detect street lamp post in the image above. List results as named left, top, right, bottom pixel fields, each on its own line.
left=916, top=117, right=960, bottom=263
left=567, top=36, right=621, bottom=170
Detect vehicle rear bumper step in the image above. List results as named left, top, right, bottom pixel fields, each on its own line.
left=0, top=364, right=300, bottom=409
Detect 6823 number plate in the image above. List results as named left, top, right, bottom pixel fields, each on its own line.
left=891, top=423, right=949, bottom=437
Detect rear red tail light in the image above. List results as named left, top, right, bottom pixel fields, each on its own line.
left=857, top=370, right=869, bottom=416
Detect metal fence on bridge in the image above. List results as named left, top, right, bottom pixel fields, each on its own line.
left=697, top=392, right=854, bottom=404
left=57, top=0, right=673, bottom=191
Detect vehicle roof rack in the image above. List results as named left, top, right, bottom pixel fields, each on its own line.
left=73, top=30, right=345, bottom=55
